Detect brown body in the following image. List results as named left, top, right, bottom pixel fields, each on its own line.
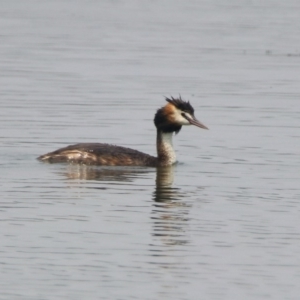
left=38, top=143, right=158, bottom=166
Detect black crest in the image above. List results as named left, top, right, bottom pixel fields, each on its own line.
left=165, top=96, right=194, bottom=115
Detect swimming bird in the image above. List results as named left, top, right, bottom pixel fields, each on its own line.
left=37, top=97, right=208, bottom=167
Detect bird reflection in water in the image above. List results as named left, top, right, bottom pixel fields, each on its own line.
left=152, top=165, right=191, bottom=247
left=61, top=164, right=152, bottom=182
left=59, top=164, right=191, bottom=247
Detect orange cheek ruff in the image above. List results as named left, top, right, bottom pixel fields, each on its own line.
left=163, top=103, right=178, bottom=123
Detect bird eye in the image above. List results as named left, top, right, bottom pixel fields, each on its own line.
left=181, top=112, right=188, bottom=120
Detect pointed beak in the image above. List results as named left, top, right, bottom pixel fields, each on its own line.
left=187, top=116, right=209, bottom=130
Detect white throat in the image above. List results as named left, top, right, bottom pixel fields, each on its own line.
left=157, top=132, right=177, bottom=166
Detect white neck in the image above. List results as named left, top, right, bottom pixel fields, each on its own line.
left=157, top=131, right=177, bottom=166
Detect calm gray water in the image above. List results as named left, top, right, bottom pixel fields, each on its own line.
left=1, top=1, right=300, bottom=299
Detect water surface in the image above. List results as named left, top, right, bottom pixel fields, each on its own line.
left=1, top=1, right=300, bottom=299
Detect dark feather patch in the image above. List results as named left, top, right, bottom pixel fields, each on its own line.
left=154, top=107, right=182, bottom=134
left=165, top=96, right=194, bottom=115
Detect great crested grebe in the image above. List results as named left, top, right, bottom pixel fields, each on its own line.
left=38, top=97, right=208, bottom=167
